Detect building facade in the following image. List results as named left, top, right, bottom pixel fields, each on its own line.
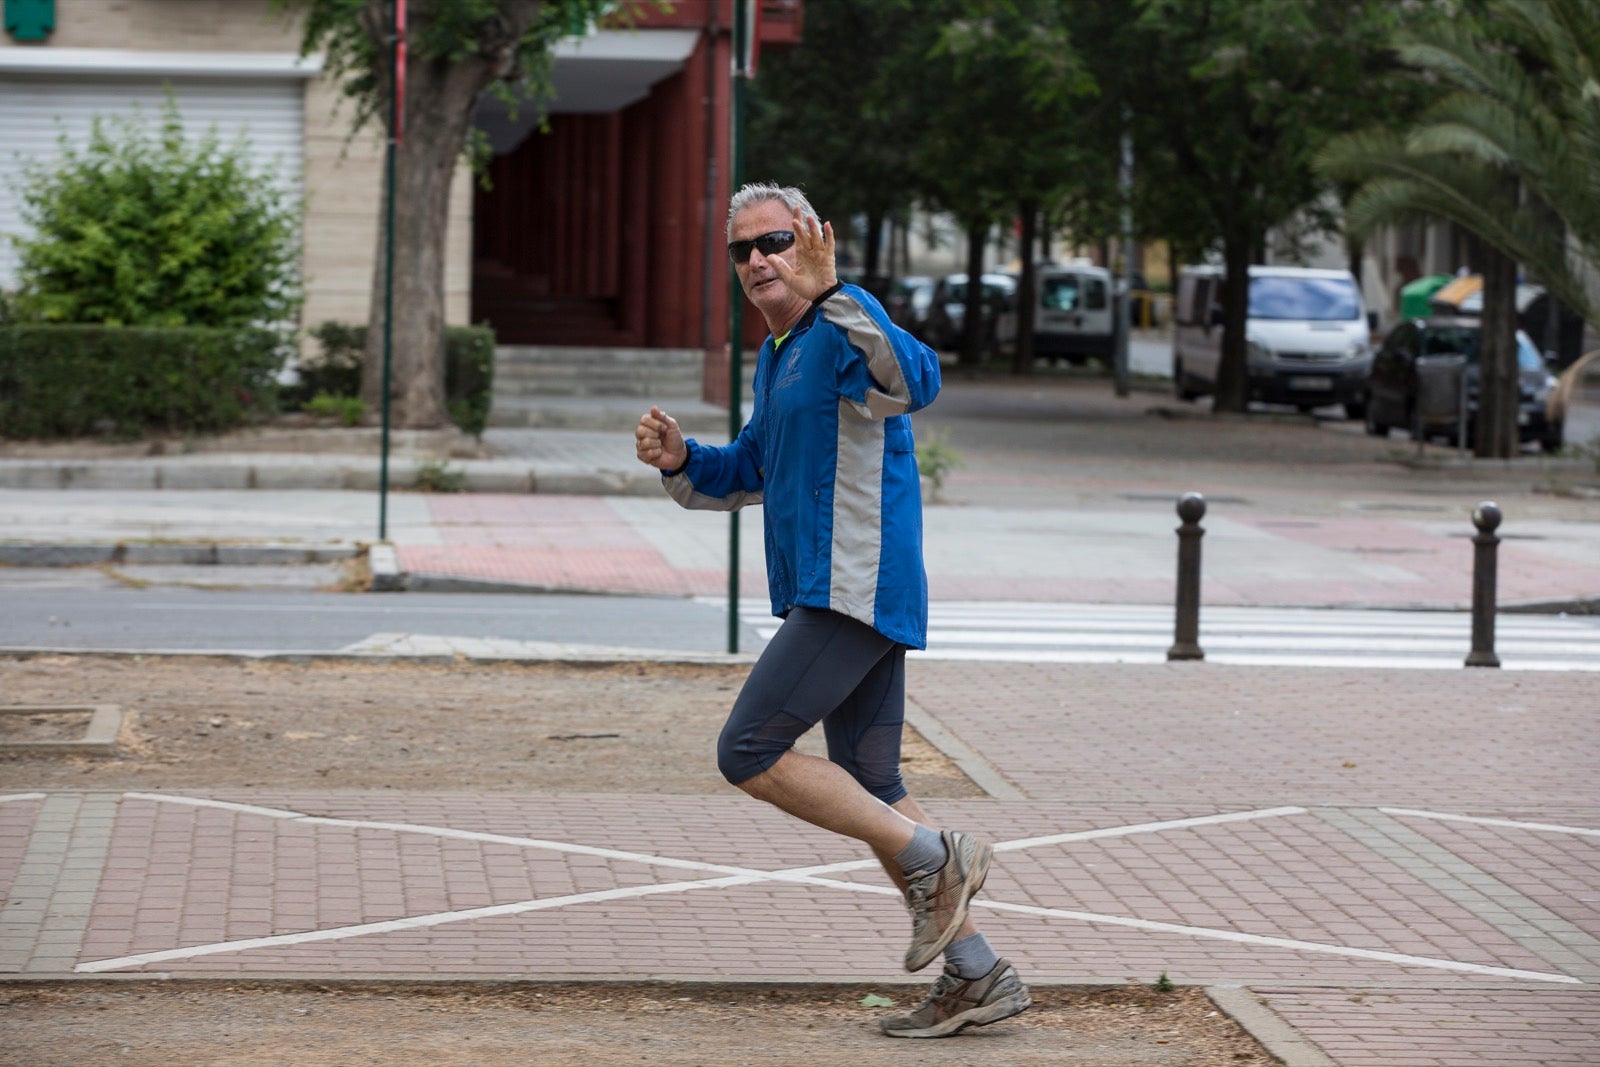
left=1, top=0, right=801, bottom=366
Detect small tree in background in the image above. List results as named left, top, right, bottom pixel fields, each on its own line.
left=9, top=98, right=302, bottom=328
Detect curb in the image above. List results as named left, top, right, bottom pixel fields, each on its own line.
left=0, top=542, right=359, bottom=566
left=1207, top=987, right=1336, bottom=1067
left=0, top=458, right=662, bottom=496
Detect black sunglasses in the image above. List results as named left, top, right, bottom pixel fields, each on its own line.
left=727, top=230, right=796, bottom=264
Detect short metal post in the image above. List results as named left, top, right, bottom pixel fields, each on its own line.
left=1168, top=492, right=1206, bottom=661
left=1465, top=501, right=1501, bottom=668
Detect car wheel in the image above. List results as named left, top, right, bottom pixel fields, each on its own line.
left=1363, top=404, right=1388, bottom=437
left=1344, top=399, right=1366, bottom=421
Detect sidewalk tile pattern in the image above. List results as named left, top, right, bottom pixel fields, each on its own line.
left=1391, top=813, right=1600, bottom=935
left=1256, top=988, right=1600, bottom=1067
left=906, top=662, right=1600, bottom=807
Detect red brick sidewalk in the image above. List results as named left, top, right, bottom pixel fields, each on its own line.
left=3, top=662, right=1596, bottom=1063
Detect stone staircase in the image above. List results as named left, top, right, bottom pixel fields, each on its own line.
left=489, top=346, right=736, bottom=433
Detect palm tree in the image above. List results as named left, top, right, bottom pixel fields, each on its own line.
left=1316, top=0, right=1600, bottom=457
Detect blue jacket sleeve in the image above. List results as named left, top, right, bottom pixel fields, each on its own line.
left=663, top=424, right=765, bottom=512
left=818, top=283, right=941, bottom=417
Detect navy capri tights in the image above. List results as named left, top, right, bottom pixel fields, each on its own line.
left=717, top=607, right=909, bottom=806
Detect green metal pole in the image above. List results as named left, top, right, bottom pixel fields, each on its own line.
left=726, top=3, right=748, bottom=655
left=378, top=0, right=398, bottom=541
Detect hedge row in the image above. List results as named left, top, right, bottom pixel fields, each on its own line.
left=0, top=321, right=498, bottom=440
left=0, top=325, right=289, bottom=439
left=297, top=322, right=495, bottom=438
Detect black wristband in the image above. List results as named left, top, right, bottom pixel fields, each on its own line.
left=812, top=281, right=844, bottom=306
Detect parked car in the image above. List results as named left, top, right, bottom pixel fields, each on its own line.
left=886, top=275, right=937, bottom=337
left=924, top=272, right=1017, bottom=353
left=995, top=261, right=1117, bottom=365
left=1364, top=316, right=1563, bottom=450
left=1172, top=264, right=1372, bottom=417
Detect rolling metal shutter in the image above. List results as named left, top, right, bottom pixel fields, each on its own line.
left=0, top=70, right=305, bottom=288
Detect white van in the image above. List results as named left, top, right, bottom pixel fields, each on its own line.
left=1172, top=264, right=1372, bottom=416
left=997, top=261, right=1116, bottom=365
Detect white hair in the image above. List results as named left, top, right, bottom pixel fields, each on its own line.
left=726, top=182, right=817, bottom=238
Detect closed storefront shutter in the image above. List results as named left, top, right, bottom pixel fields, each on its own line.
left=0, top=68, right=305, bottom=288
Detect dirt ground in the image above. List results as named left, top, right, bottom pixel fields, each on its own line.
left=0, top=654, right=1275, bottom=1065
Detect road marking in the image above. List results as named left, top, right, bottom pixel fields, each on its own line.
left=71, top=794, right=1577, bottom=983
left=728, top=599, right=1600, bottom=671
left=0, top=792, right=47, bottom=803
left=994, top=806, right=1306, bottom=851
left=1382, top=808, right=1600, bottom=838
left=966, top=897, right=1579, bottom=984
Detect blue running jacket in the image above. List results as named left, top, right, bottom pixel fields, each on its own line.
left=664, top=282, right=941, bottom=649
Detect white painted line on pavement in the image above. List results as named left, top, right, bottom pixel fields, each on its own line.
left=994, top=806, right=1306, bottom=851
left=74, top=793, right=1579, bottom=984
left=75, top=874, right=783, bottom=973
left=1381, top=808, right=1600, bottom=838
left=120, top=792, right=815, bottom=879
left=966, top=897, right=1580, bottom=984
left=0, top=792, right=47, bottom=804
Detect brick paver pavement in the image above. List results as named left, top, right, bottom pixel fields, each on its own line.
left=3, top=661, right=1597, bottom=1063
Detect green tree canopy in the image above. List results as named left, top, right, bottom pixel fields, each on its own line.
left=1115, top=0, right=1438, bottom=411
left=1316, top=0, right=1600, bottom=456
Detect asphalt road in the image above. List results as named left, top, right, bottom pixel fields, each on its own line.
left=0, top=577, right=753, bottom=656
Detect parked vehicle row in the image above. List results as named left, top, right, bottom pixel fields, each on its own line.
left=890, top=262, right=1124, bottom=366
left=1166, top=264, right=1564, bottom=450
left=1172, top=264, right=1372, bottom=419
left=1365, top=316, right=1563, bottom=450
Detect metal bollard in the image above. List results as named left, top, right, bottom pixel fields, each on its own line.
left=1465, top=501, right=1502, bottom=668
left=1168, top=492, right=1206, bottom=661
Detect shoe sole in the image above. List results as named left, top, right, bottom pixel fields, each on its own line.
left=881, top=988, right=1033, bottom=1039
left=904, top=838, right=993, bottom=972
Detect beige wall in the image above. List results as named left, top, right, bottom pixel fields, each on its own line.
left=3, top=0, right=473, bottom=331
left=1, top=0, right=299, bottom=50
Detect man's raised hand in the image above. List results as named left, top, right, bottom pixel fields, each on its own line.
left=768, top=210, right=837, bottom=303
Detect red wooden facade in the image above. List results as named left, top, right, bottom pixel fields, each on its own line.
left=471, top=1, right=802, bottom=353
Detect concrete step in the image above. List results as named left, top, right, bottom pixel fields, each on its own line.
left=492, top=346, right=707, bottom=400
left=488, top=396, right=734, bottom=433
left=494, top=367, right=704, bottom=398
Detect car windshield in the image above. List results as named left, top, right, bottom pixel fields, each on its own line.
left=1515, top=332, right=1544, bottom=370
left=1041, top=277, right=1079, bottom=311
left=946, top=278, right=1014, bottom=303
left=1248, top=276, right=1361, bottom=321
left=1425, top=327, right=1545, bottom=370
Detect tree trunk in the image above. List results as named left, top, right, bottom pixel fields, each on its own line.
left=1475, top=245, right=1519, bottom=458
left=862, top=210, right=884, bottom=286
left=958, top=222, right=988, bottom=368
left=1011, top=200, right=1038, bottom=375
left=359, top=0, right=545, bottom=429
left=1212, top=231, right=1252, bottom=413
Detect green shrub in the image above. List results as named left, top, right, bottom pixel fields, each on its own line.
left=296, top=321, right=495, bottom=437
left=0, top=325, right=289, bottom=438
left=286, top=322, right=366, bottom=404
left=413, top=457, right=465, bottom=493
left=8, top=97, right=301, bottom=328
left=305, top=391, right=366, bottom=427
left=444, top=325, right=495, bottom=439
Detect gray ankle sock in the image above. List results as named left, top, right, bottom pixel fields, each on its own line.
left=894, top=824, right=947, bottom=878
left=944, top=932, right=1000, bottom=980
